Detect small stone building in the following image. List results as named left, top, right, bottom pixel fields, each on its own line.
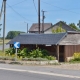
left=8, top=32, right=80, bottom=62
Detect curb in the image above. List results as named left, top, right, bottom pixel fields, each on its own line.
left=0, top=60, right=59, bottom=65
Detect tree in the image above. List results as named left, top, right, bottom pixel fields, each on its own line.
left=52, top=23, right=66, bottom=33
left=6, top=31, right=25, bottom=39
left=69, top=23, right=79, bottom=31
left=61, top=21, right=66, bottom=24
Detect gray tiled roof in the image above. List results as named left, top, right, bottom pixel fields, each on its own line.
left=8, top=33, right=67, bottom=45
left=29, top=23, right=52, bottom=32
left=59, top=33, right=80, bottom=45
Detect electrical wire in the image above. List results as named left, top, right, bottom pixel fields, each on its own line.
left=41, top=1, right=80, bottom=15
left=33, top=0, right=38, bottom=14
left=0, top=1, right=3, bottom=20
left=7, top=3, right=35, bottom=22
left=11, top=0, right=27, bottom=7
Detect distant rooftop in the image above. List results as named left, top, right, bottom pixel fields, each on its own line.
left=45, top=21, right=76, bottom=32
left=29, top=23, right=52, bottom=32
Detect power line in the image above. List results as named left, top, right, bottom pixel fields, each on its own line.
left=11, top=0, right=27, bottom=7
left=41, top=1, right=80, bottom=15
left=0, top=1, right=3, bottom=20
left=7, top=3, right=34, bottom=22
left=33, top=0, right=38, bottom=14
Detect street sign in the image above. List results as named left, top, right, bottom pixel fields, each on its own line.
left=45, top=45, right=51, bottom=46
left=14, top=42, right=20, bottom=48
left=14, top=42, right=20, bottom=61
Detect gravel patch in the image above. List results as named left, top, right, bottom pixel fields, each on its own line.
left=46, top=63, right=80, bottom=70
left=0, top=60, right=80, bottom=70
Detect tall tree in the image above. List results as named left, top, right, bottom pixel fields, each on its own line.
left=52, top=23, right=66, bottom=33
left=6, top=31, right=25, bottom=39
left=69, top=23, right=79, bottom=31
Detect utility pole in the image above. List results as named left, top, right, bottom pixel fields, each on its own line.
left=0, top=24, right=2, bottom=36
left=42, top=10, right=46, bottom=33
left=3, top=0, right=6, bottom=53
left=77, top=20, right=80, bottom=28
left=38, top=0, right=40, bottom=34
left=24, top=22, right=28, bottom=33
left=27, top=23, right=28, bottom=33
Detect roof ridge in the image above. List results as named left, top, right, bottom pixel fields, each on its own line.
left=44, top=21, right=76, bottom=32
left=20, top=32, right=67, bottom=36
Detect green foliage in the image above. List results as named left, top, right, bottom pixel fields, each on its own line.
left=41, top=49, right=49, bottom=57
left=70, top=53, right=80, bottom=62
left=69, top=23, right=79, bottom=31
left=52, top=27, right=66, bottom=33
left=6, top=31, right=25, bottom=39
left=29, top=48, right=56, bottom=60
left=17, top=48, right=30, bottom=58
left=46, top=56, right=56, bottom=60
left=73, top=53, right=80, bottom=61
left=52, top=23, right=66, bottom=33
left=5, top=48, right=15, bottom=56
left=29, top=48, right=42, bottom=58
left=5, top=48, right=56, bottom=60
left=73, top=53, right=80, bottom=58
left=61, top=21, right=66, bottom=24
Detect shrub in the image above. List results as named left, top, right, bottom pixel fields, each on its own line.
left=18, top=48, right=30, bottom=58
left=70, top=53, right=80, bottom=62
left=73, top=53, right=80, bottom=59
left=29, top=48, right=42, bottom=58
left=46, top=56, right=56, bottom=60
left=41, top=49, right=49, bottom=58
left=5, top=48, right=15, bottom=56
left=5, top=48, right=56, bottom=61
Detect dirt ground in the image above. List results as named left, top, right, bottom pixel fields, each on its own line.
left=47, top=63, right=80, bottom=70
left=0, top=60, right=80, bottom=70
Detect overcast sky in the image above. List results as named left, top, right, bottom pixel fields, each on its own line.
left=0, top=0, right=80, bottom=36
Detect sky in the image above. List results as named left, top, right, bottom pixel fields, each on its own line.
left=0, top=0, right=80, bottom=37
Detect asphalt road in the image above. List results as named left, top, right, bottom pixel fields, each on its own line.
left=0, top=69, right=79, bottom=80
left=0, top=64, right=80, bottom=80
left=0, top=44, right=9, bottom=50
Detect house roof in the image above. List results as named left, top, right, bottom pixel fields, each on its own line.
left=45, top=21, right=76, bottom=32
left=8, top=33, right=67, bottom=45
left=59, top=33, right=80, bottom=45
left=67, top=31, right=80, bottom=34
left=29, top=23, right=52, bottom=32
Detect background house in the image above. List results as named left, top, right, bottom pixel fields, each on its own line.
left=29, top=21, right=76, bottom=34
left=44, top=21, right=76, bottom=34
left=29, top=23, right=52, bottom=33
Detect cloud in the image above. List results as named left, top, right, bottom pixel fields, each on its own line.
left=56, top=19, right=61, bottom=21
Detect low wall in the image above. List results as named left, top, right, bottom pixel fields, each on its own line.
left=0, top=60, right=58, bottom=65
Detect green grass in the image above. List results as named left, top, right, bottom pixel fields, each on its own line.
left=69, top=60, right=80, bottom=63
left=0, top=50, right=5, bottom=56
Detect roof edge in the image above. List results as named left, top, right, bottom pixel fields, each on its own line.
left=67, top=31, right=80, bottom=34
left=56, top=33, right=67, bottom=45
left=44, top=21, right=76, bottom=32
